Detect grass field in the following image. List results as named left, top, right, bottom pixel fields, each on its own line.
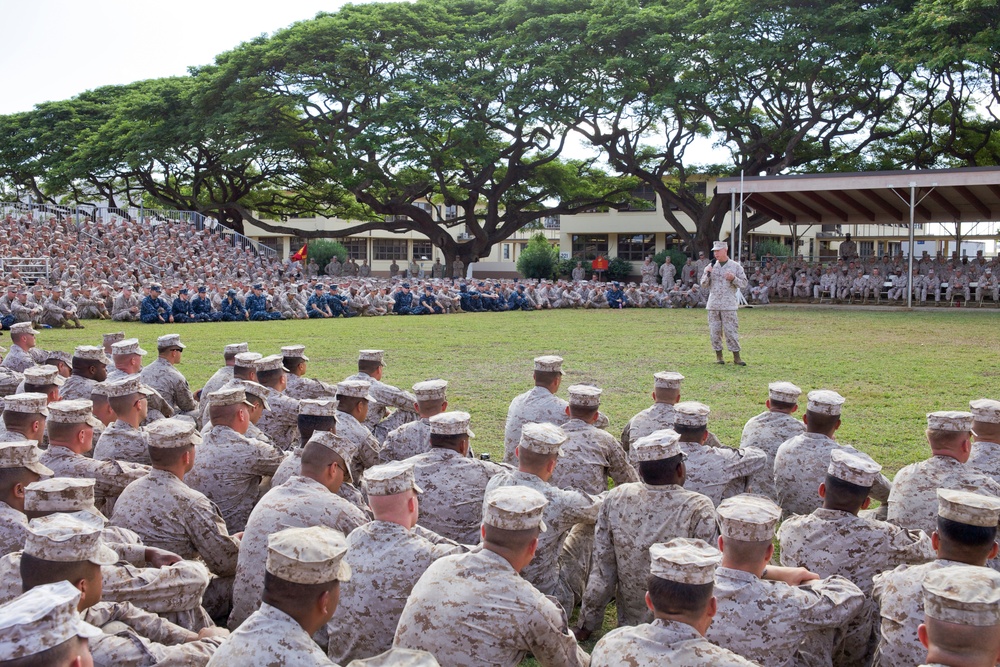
left=32, top=306, right=1000, bottom=662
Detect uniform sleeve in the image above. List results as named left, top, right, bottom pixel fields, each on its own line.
left=619, top=420, right=632, bottom=451
left=175, top=379, right=198, bottom=412
left=579, top=501, right=617, bottom=631
left=788, top=575, right=866, bottom=630
left=885, top=527, right=935, bottom=568
left=249, top=440, right=288, bottom=477
left=525, top=595, right=592, bottom=667
left=412, top=525, right=470, bottom=554
left=690, top=497, right=720, bottom=543
left=871, top=472, right=893, bottom=504
left=185, top=497, right=241, bottom=576
left=87, top=601, right=196, bottom=644
left=606, top=438, right=639, bottom=486
left=93, top=461, right=151, bottom=498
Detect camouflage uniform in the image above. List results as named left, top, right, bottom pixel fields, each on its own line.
left=621, top=403, right=675, bottom=451
left=484, top=470, right=601, bottom=611
left=39, top=446, right=149, bottom=505
left=886, top=455, right=1000, bottom=533
left=184, top=425, right=287, bottom=532
left=285, top=373, right=338, bottom=401
left=342, top=371, right=417, bottom=439
left=707, top=568, right=868, bottom=667
left=739, top=410, right=805, bottom=500
left=700, top=257, right=748, bottom=352
left=970, top=438, right=1000, bottom=482
left=327, top=521, right=464, bottom=664
left=84, top=601, right=224, bottom=666
left=871, top=559, right=981, bottom=667
left=58, top=374, right=97, bottom=401
left=255, top=387, right=301, bottom=452
left=774, top=433, right=892, bottom=517
left=394, top=547, right=589, bottom=667
left=379, top=418, right=432, bottom=463
left=591, top=619, right=760, bottom=667
left=140, top=356, right=198, bottom=415
left=778, top=508, right=934, bottom=593
left=196, top=366, right=234, bottom=426
left=93, top=420, right=151, bottom=465
left=0, top=344, right=35, bottom=373
left=336, top=410, right=382, bottom=480
left=230, top=475, right=366, bottom=628
left=409, top=447, right=507, bottom=544
left=678, top=438, right=766, bottom=506
left=208, top=603, right=338, bottom=666
left=503, top=386, right=570, bottom=464
left=578, top=482, right=717, bottom=630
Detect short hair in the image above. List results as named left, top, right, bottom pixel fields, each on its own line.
left=297, top=414, right=336, bottom=445
left=233, top=366, right=255, bottom=380
left=805, top=411, right=840, bottom=432
left=638, top=455, right=684, bottom=485
left=927, top=429, right=968, bottom=450
left=108, top=394, right=142, bottom=415
left=483, top=524, right=538, bottom=551
left=823, top=475, right=870, bottom=509
left=517, top=448, right=557, bottom=470
left=646, top=574, right=714, bottom=616
left=19, top=553, right=97, bottom=592
left=336, top=395, right=367, bottom=414
left=429, top=433, right=467, bottom=449
left=300, top=439, right=343, bottom=471
left=416, top=398, right=445, bottom=413
left=533, top=370, right=560, bottom=385
left=22, top=383, right=57, bottom=395
left=282, top=357, right=306, bottom=374
left=2, top=412, right=42, bottom=432
left=46, top=422, right=85, bottom=443
left=0, top=636, right=82, bottom=667
left=673, top=423, right=707, bottom=439
left=721, top=536, right=771, bottom=565
left=358, top=360, right=381, bottom=375
left=256, top=368, right=285, bottom=388
left=0, top=467, right=36, bottom=494
left=937, top=516, right=998, bottom=550
left=569, top=404, right=598, bottom=421
left=148, top=444, right=192, bottom=467
left=653, top=387, right=680, bottom=403
left=246, top=394, right=266, bottom=410
left=262, top=570, right=338, bottom=608
left=209, top=402, right=244, bottom=425
left=223, top=351, right=239, bottom=363
left=71, top=358, right=100, bottom=374
left=769, top=399, right=797, bottom=411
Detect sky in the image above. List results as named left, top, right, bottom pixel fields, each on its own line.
left=0, top=0, right=385, bottom=115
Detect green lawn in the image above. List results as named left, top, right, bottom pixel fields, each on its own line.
left=35, top=307, right=1000, bottom=662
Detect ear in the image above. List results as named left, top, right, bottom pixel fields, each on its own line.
left=931, top=531, right=940, bottom=551
left=413, top=402, right=420, bottom=413
left=565, top=405, right=570, bottom=416
left=917, top=622, right=929, bottom=650
left=317, top=588, right=331, bottom=615
left=645, top=591, right=655, bottom=612
left=765, top=399, right=772, bottom=410
left=802, top=413, right=810, bottom=426
left=861, top=497, right=872, bottom=510
left=706, top=595, right=717, bottom=619
left=527, top=536, right=539, bottom=557
left=817, top=483, right=826, bottom=499
left=441, top=400, right=448, bottom=411
left=546, top=458, right=557, bottom=475
left=766, top=543, right=775, bottom=562
left=13, top=482, right=27, bottom=500
left=480, top=524, right=487, bottom=541
left=791, top=404, right=798, bottom=414
left=990, top=541, right=999, bottom=561
left=514, top=446, right=521, bottom=460
left=718, top=535, right=725, bottom=552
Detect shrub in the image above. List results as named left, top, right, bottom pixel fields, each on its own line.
left=516, top=233, right=559, bottom=280
left=753, top=239, right=793, bottom=261
left=606, top=256, right=633, bottom=282
left=653, top=248, right=686, bottom=281
left=307, top=239, right=348, bottom=270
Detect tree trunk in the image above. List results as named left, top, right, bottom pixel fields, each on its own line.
left=217, top=207, right=246, bottom=235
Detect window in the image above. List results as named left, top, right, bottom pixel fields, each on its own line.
left=373, top=239, right=407, bottom=261
left=617, top=233, right=655, bottom=261
left=502, top=244, right=510, bottom=260
left=622, top=184, right=657, bottom=212
left=256, top=237, right=280, bottom=255
left=571, top=234, right=608, bottom=259
left=336, top=237, right=368, bottom=260
left=444, top=205, right=458, bottom=220
left=858, top=241, right=875, bottom=258
left=412, top=241, right=434, bottom=260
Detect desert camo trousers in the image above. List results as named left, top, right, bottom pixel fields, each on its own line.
left=708, top=309, right=740, bottom=352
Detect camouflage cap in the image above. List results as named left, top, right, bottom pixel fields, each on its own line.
left=717, top=494, right=782, bottom=542
left=229, top=379, right=270, bottom=411
left=1, top=393, right=49, bottom=416
left=533, top=355, right=564, bottom=374
left=0, top=581, right=102, bottom=660
left=653, top=371, right=684, bottom=389
left=299, top=399, right=339, bottom=417
left=969, top=398, right=1000, bottom=425
left=429, top=411, right=475, bottom=438
left=112, top=338, right=147, bottom=356
left=923, top=566, right=1000, bottom=626
left=484, top=486, right=548, bottom=532
left=937, top=488, right=1000, bottom=528
left=807, top=390, right=846, bottom=416
left=518, top=422, right=568, bottom=456
left=281, top=344, right=309, bottom=361
left=345, top=648, right=440, bottom=667
left=673, top=401, right=710, bottom=427
left=412, top=379, right=447, bottom=402
left=308, top=432, right=354, bottom=483
left=72, top=345, right=111, bottom=365
left=47, top=400, right=101, bottom=427
left=89, top=381, right=110, bottom=398
left=567, top=384, right=602, bottom=408
left=0, top=441, right=53, bottom=476
left=234, top=352, right=263, bottom=368
left=224, top=342, right=250, bottom=356
left=10, top=322, right=39, bottom=335
left=768, top=381, right=802, bottom=404
left=337, top=380, right=374, bottom=401
left=649, top=538, right=721, bottom=585
left=156, top=333, right=186, bottom=350
left=24, top=478, right=98, bottom=515
left=146, top=417, right=203, bottom=450
left=255, top=354, right=289, bottom=373
left=208, top=386, right=253, bottom=408
left=24, top=513, right=118, bottom=565
left=362, top=461, right=424, bottom=496
left=927, top=410, right=974, bottom=432
left=827, top=448, right=882, bottom=487
left=103, top=374, right=155, bottom=399
left=358, top=349, right=386, bottom=367
left=102, top=331, right=126, bottom=345
left=266, top=526, right=351, bottom=585
left=22, top=365, right=64, bottom=387
left=630, top=429, right=683, bottom=463
left=43, top=349, right=71, bottom=365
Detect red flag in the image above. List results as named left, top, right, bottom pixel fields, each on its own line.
left=291, top=243, right=307, bottom=262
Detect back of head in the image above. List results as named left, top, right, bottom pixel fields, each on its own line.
left=935, top=489, right=1000, bottom=564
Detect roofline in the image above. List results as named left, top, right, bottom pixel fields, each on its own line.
left=716, top=166, right=1000, bottom=193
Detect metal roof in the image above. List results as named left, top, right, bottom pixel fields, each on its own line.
left=715, top=166, right=1000, bottom=226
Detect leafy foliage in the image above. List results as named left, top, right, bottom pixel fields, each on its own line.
left=753, top=239, right=793, bottom=261
left=304, top=240, right=348, bottom=270
left=516, top=233, right=559, bottom=280
left=653, top=249, right=687, bottom=280
left=605, top=256, right=634, bottom=282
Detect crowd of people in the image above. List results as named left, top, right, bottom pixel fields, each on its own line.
left=1, top=321, right=999, bottom=666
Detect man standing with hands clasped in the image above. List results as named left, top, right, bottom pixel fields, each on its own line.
left=701, top=240, right=749, bottom=366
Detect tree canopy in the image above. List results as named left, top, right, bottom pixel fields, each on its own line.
left=1, top=0, right=997, bottom=258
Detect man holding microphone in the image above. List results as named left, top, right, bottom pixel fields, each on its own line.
left=701, top=240, right=749, bottom=366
